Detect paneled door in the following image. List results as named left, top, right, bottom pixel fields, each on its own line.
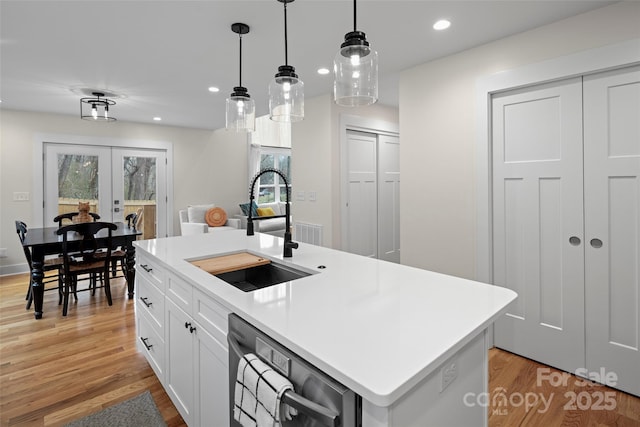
left=493, top=65, right=640, bottom=397
left=583, top=66, right=640, bottom=396
left=492, top=77, right=586, bottom=374
left=378, top=134, right=400, bottom=263
left=44, top=143, right=167, bottom=239
left=345, top=130, right=378, bottom=258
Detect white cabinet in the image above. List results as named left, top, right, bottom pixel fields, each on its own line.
left=135, top=259, right=231, bottom=426
left=136, top=252, right=166, bottom=380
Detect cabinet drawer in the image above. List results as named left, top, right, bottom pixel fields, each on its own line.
left=136, top=252, right=166, bottom=291
left=166, top=273, right=193, bottom=315
left=193, top=289, right=230, bottom=348
left=137, top=312, right=165, bottom=380
left=136, top=274, right=165, bottom=332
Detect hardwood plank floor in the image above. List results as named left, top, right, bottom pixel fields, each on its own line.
left=1, top=273, right=638, bottom=426
left=0, top=273, right=186, bottom=427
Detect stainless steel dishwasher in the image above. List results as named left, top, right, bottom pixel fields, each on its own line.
left=227, top=313, right=362, bottom=427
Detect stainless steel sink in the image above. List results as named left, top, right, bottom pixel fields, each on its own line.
left=214, top=262, right=311, bottom=292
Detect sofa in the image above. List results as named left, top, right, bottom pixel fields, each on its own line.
left=178, top=204, right=240, bottom=235
left=235, top=201, right=290, bottom=237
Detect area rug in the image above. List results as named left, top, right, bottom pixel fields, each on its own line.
left=64, top=391, right=167, bottom=427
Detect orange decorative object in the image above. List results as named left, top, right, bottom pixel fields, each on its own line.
left=205, top=207, right=227, bottom=227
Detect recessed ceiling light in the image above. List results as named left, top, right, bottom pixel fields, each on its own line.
left=317, top=68, right=330, bottom=75
left=208, top=86, right=220, bottom=93
left=433, top=19, right=451, bottom=31
left=153, top=117, right=162, bottom=121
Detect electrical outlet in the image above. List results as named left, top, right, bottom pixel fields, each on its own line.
left=308, top=191, right=317, bottom=202
left=440, top=359, right=458, bottom=392
left=0, top=248, right=7, bottom=258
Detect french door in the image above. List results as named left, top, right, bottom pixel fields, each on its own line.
left=44, top=143, right=167, bottom=239
left=492, top=66, right=640, bottom=396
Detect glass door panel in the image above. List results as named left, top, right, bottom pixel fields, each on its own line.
left=112, top=149, right=166, bottom=239
left=44, top=144, right=111, bottom=225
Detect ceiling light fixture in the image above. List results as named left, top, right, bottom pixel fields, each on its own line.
left=226, top=23, right=255, bottom=132
left=333, top=0, right=378, bottom=107
left=433, top=19, right=451, bottom=30
left=269, top=0, right=304, bottom=123
left=80, top=92, right=116, bottom=122
left=208, top=86, right=220, bottom=93
left=317, top=68, right=330, bottom=75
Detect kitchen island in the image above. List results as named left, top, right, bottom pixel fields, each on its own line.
left=134, top=230, right=516, bottom=426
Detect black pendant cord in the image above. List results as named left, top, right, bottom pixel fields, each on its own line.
left=283, top=1, right=289, bottom=66
left=238, top=33, right=243, bottom=87
left=353, top=0, right=357, bottom=31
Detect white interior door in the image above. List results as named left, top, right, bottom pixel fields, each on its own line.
left=378, top=134, right=400, bottom=263
left=492, top=77, right=586, bottom=373
left=583, top=65, right=640, bottom=396
left=346, top=130, right=378, bottom=258
left=44, top=143, right=167, bottom=239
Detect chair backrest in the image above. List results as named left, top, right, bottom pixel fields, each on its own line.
left=134, top=208, right=144, bottom=229
left=15, top=220, right=33, bottom=269
left=53, top=212, right=101, bottom=228
left=56, top=222, right=118, bottom=268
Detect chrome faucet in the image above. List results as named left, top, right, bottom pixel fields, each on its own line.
left=247, top=168, right=298, bottom=257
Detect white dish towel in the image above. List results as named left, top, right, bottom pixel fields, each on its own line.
left=234, top=353, right=297, bottom=427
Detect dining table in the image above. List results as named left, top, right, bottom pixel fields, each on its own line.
left=21, top=222, right=142, bottom=319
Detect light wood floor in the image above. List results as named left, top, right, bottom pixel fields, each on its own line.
left=1, top=273, right=639, bottom=426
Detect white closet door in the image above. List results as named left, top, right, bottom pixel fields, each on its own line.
left=584, top=65, right=640, bottom=396
left=346, top=130, right=378, bottom=258
left=492, top=77, right=585, bottom=373
left=378, top=135, right=400, bottom=263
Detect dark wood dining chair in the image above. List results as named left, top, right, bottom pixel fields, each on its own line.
left=53, top=211, right=100, bottom=227
left=56, top=222, right=117, bottom=316
left=16, top=221, right=64, bottom=310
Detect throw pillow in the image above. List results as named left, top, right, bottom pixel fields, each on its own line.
left=238, top=201, right=259, bottom=217
left=205, top=207, right=227, bottom=227
left=256, top=207, right=276, bottom=217
left=187, top=204, right=215, bottom=223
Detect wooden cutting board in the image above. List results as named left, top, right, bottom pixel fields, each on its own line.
left=190, top=252, right=270, bottom=275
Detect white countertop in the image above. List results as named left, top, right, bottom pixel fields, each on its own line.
left=134, top=230, right=516, bottom=407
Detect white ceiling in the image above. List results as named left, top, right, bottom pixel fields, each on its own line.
left=0, top=0, right=613, bottom=131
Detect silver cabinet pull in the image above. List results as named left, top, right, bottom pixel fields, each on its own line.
left=590, top=238, right=603, bottom=248
left=569, top=236, right=581, bottom=246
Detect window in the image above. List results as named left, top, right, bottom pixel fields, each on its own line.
left=255, top=147, right=291, bottom=203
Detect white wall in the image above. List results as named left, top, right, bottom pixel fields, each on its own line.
left=291, top=94, right=398, bottom=248
left=399, top=1, right=640, bottom=280
left=0, top=109, right=247, bottom=274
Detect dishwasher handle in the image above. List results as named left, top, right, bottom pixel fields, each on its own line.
left=227, top=332, right=340, bottom=427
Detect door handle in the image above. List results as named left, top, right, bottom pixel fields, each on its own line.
left=590, top=238, right=603, bottom=248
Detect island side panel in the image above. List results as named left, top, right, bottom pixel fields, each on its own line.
left=362, top=330, right=488, bottom=427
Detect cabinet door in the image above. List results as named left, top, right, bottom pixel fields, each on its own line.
left=584, top=65, right=640, bottom=397
left=492, top=77, right=586, bottom=373
left=165, top=298, right=194, bottom=424
left=193, top=323, right=229, bottom=426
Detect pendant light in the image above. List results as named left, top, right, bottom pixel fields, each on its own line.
left=226, top=23, right=255, bottom=132
left=333, top=0, right=378, bottom=106
left=269, top=0, right=304, bottom=122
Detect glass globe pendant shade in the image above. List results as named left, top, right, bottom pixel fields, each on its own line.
left=226, top=87, right=255, bottom=132
left=334, top=31, right=378, bottom=106
left=269, top=65, right=304, bottom=122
